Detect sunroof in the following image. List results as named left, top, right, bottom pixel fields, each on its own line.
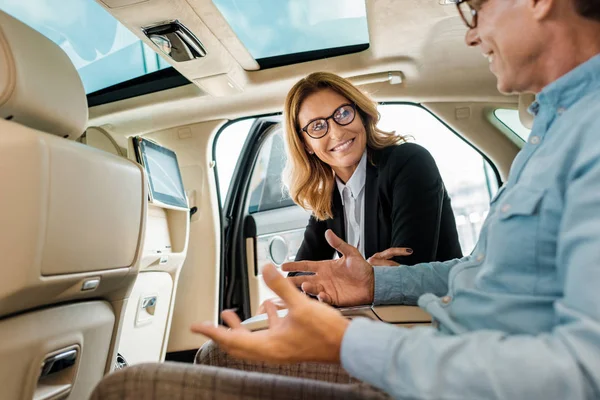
left=213, top=0, right=370, bottom=69
left=0, top=0, right=171, bottom=94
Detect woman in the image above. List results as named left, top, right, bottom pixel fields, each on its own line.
left=284, top=72, right=462, bottom=270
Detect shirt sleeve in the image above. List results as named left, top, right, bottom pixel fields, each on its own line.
left=340, top=128, right=600, bottom=399
left=373, top=257, right=465, bottom=305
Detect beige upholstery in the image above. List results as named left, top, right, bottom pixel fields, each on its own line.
left=0, top=11, right=147, bottom=400
left=0, top=12, right=87, bottom=139
left=0, top=121, right=146, bottom=317
left=81, top=126, right=127, bottom=157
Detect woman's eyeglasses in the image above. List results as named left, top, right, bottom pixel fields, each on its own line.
left=456, top=0, right=479, bottom=29
left=301, top=104, right=357, bottom=139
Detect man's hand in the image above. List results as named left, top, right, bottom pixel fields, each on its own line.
left=191, top=264, right=349, bottom=364
left=255, top=297, right=287, bottom=315
left=367, top=247, right=413, bottom=267
left=282, top=230, right=412, bottom=306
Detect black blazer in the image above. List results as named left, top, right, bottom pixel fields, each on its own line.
left=294, top=143, right=463, bottom=266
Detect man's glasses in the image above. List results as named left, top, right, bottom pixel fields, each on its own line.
left=301, top=104, right=357, bottom=139
left=456, top=0, right=479, bottom=29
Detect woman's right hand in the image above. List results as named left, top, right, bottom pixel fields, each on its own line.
left=255, top=297, right=288, bottom=315
left=367, top=247, right=413, bottom=266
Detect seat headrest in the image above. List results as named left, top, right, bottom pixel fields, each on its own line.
left=0, top=11, right=87, bottom=140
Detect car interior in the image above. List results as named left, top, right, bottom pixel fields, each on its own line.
left=0, top=0, right=535, bottom=399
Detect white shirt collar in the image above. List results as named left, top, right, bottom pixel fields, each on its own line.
left=336, top=151, right=367, bottom=205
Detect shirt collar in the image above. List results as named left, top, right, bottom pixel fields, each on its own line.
left=529, top=53, right=600, bottom=116
left=336, top=151, right=367, bottom=205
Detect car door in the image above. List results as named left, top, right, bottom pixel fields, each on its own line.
left=219, top=116, right=310, bottom=319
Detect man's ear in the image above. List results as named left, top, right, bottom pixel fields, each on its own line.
left=528, top=0, right=555, bottom=21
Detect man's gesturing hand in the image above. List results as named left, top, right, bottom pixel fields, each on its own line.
left=282, top=230, right=411, bottom=306
left=191, top=263, right=349, bottom=364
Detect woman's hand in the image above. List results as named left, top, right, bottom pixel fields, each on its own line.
left=191, top=264, right=349, bottom=364
left=255, top=297, right=287, bottom=315
left=367, top=247, right=413, bottom=266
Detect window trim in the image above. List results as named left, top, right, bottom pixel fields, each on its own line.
left=87, top=67, right=190, bottom=107
left=492, top=107, right=531, bottom=143
left=256, top=44, right=370, bottom=70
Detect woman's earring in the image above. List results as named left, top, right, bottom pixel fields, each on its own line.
left=308, top=150, right=314, bottom=155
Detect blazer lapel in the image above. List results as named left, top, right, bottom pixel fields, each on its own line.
left=330, top=187, right=346, bottom=243
left=364, top=160, right=379, bottom=258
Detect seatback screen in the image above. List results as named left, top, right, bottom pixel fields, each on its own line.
left=135, top=137, right=187, bottom=208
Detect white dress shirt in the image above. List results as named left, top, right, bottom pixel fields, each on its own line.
left=335, top=151, right=367, bottom=257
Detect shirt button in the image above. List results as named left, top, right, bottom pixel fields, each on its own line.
left=529, top=136, right=541, bottom=145
left=557, top=107, right=566, bottom=115
left=476, top=254, right=484, bottom=262
left=441, top=296, right=452, bottom=304
left=501, top=203, right=511, bottom=213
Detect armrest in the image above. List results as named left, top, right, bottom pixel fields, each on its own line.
left=241, top=305, right=430, bottom=332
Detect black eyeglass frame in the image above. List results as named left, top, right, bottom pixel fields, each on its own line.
left=300, top=103, right=357, bottom=139
left=455, top=0, right=479, bottom=29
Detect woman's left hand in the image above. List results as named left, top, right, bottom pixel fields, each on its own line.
left=367, top=247, right=412, bottom=266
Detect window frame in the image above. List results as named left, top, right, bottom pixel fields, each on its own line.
left=214, top=102, right=503, bottom=321
left=87, top=67, right=190, bottom=107
left=213, top=102, right=503, bottom=215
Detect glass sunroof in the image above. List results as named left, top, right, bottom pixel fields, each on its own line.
left=213, top=0, right=369, bottom=66
left=0, top=0, right=171, bottom=94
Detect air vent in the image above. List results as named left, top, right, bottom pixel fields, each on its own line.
left=143, top=20, right=207, bottom=62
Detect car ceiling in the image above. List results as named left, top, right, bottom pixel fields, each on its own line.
left=88, top=0, right=515, bottom=139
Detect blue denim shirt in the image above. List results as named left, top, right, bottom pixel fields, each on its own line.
left=341, top=54, right=600, bottom=399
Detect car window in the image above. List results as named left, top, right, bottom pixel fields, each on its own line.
left=0, top=0, right=171, bottom=94
left=215, top=104, right=499, bottom=255
left=378, top=104, right=497, bottom=254
left=215, top=119, right=256, bottom=204
left=494, top=109, right=532, bottom=142
left=246, top=127, right=295, bottom=213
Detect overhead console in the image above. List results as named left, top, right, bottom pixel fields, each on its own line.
left=115, top=137, right=190, bottom=367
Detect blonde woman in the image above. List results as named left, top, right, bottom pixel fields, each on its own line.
left=284, top=72, right=462, bottom=272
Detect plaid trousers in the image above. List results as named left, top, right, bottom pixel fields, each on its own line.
left=90, top=362, right=390, bottom=400
left=192, top=340, right=390, bottom=398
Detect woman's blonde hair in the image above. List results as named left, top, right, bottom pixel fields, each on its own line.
left=283, top=72, right=406, bottom=221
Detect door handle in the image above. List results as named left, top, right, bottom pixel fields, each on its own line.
left=40, top=348, right=78, bottom=378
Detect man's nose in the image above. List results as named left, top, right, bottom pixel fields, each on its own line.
left=465, top=27, right=481, bottom=47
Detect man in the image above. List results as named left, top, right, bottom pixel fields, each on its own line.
left=92, top=0, right=600, bottom=398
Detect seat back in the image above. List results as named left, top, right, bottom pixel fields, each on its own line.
left=0, top=11, right=146, bottom=400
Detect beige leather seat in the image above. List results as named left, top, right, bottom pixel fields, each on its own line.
left=0, top=11, right=147, bottom=400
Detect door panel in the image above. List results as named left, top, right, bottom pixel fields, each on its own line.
left=245, top=206, right=311, bottom=313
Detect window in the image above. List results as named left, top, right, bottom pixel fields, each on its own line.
left=494, top=109, right=532, bottom=142
left=215, top=118, right=256, bottom=204
left=212, top=0, right=369, bottom=68
left=378, top=105, right=497, bottom=254
left=0, top=0, right=171, bottom=94
left=215, top=104, right=499, bottom=255
left=246, top=127, right=295, bottom=213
